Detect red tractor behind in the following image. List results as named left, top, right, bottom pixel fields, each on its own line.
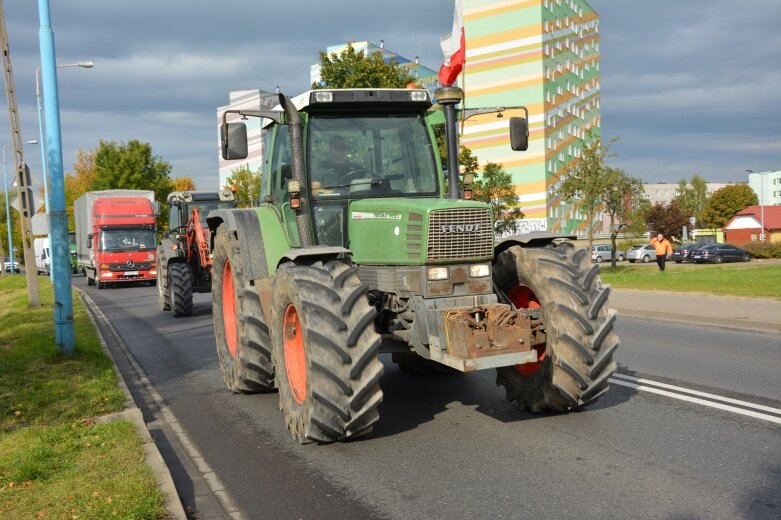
left=157, top=190, right=236, bottom=316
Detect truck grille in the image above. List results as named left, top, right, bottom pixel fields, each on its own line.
left=107, top=261, right=152, bottom=272
left=427, top=208, right=493, bottom=261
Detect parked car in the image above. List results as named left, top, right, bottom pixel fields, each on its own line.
left=3, top=257, right=20, bottom=273
left=626, top=244, right=657, bottom=263
left=591, top=244, right=625, bottom=263
left=671, top=243, right=703, bottom=263
left=690, top=243, right=751, bottom=264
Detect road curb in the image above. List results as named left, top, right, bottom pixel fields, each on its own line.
left=76, top=287, right=188, bottom=520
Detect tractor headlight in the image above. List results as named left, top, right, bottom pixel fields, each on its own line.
left=409, top=90, right=429, bottom=102
left=427, top=266, right=449, bottom=281
left=313, top=91, right=333, bottom=103
left=469, top=264, right=491, bottom=278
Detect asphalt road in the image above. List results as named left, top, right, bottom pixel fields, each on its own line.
left=77, top=275, right=781, bottom=520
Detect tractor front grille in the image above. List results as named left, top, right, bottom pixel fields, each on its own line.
left=427, top=208, right=493, bottom=261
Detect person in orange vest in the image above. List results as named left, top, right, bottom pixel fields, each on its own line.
left=650, top=232, right=673, bottom=272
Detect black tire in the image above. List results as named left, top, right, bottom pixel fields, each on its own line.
left=642, top=255, right=650, bottom=263
left=492, top=243, right=618, bottom=412
left=212, top=225, right=274, bottom=393
left=675, top=260, right=682, bottom=264
left=742, top=253, right=751, bottom=262
left=157, top=252, right=170, bottom=311
left=271, top=260, right=383, bottom=443
left=595, top=256, right=603, bottom=263
left=87, top=271, right=95, bottom=286
left=617, top=254, right=625, bottom=262
left=714, top=255, right=722, bottom=264
left=169, top=262, right=194, bottom=317
left=628, top=259, right=635, bottom=263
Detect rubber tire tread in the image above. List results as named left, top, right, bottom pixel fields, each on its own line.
left=157, top=250, right=171, bottom=311
left=212, top=225, right=274, bottom=393
left=272, top=260, right=383, bottom=444
left=169, top=262, right=194, bottom=317
left=492, top=243, right=619, bottom=412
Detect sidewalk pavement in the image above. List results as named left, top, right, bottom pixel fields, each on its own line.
left=610, top=288, right=781, bottom=334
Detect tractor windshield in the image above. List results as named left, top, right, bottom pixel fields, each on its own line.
left=192, top=200, right=235, bottom=228
left=307, top=113, right=440, bottom=199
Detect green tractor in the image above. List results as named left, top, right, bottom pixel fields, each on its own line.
left=209, top=87, right=618, bottom=443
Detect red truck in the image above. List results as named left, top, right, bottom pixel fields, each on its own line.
left=74, top=190, right=158, bottom=289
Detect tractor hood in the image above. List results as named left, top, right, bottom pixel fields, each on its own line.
left=348, top=198, right=494, bottom=265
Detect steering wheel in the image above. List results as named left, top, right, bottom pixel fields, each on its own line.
left=343, top=168, right=385, bottom=184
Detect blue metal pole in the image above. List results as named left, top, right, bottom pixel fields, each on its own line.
left=37, top=0, right=73, bottom=353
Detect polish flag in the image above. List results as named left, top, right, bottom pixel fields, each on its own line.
left=439, top=0, right=465, bottom=86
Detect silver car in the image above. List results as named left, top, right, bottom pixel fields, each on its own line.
left=591, top=244, right=625, bottom=263
left=3, top=256, right=20, bottom=273
left=626, top=244, right=657, bottom=263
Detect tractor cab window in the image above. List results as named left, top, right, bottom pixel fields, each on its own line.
left=270, top=125, right=291, bottom=204
left=307, top=113, right=439, bottom=200
left=169, top=203, right=181, bottom=230
left=191, top=200, right=235, bottom=228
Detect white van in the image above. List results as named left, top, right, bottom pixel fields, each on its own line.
left=33, top=237, right=51, bottom=275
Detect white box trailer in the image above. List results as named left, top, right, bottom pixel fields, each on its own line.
left=34, top=237, right=51, bottom=275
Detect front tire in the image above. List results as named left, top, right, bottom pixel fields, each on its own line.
left=169, top=262, right=194, bottom=317
left=157, top=253, right=170, bottom=311
left=271, top=260, right=383, bottom=443
left=212, top=225, right=274, bottom=393
left=493, top=243, right=618, bottom=412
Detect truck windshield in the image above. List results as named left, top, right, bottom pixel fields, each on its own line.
left=100, top=229, right=156, bottom=252
left=307, top=113, right=439, bottom=199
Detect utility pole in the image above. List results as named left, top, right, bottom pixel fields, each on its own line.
left=38, top=0, right=74, bottom=352
left=1, top=0, right=41, bottom=306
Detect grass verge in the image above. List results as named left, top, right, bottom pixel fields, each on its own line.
left=0, top=275, right=167, bottom=519
left=598, top=260, right=781, bottom=299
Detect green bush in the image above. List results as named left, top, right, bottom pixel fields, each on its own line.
left=741, top=241, right=781, bottom=259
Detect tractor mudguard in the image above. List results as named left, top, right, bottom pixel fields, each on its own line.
left=279, top=246, right=350, bottom=267
left=157, top=237, right=177, bottom=265
left=494, top=231, right=576, bottom=257
left=207, top=209, right=269, bottom=280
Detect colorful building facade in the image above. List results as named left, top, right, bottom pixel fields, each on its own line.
left=459, top=0, right=600, bottom=235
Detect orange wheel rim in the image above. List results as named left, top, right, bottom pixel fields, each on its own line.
left=222, top=260, right=238, bottom=358
left=508, top=285, right=546, bottom=376
left=283, top=304, right=307, bottom=404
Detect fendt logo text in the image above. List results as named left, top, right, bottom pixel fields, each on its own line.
left=441, top=223, right=481, bottom=233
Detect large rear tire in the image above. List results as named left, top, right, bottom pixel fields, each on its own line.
left=271, top=260, right=383, bottom=443
left=212, top=225, right=274, bottom=393
left=169, top=262, right=194, bottom=317
left=157, top=252, right=170, bottom=311
left=493, top=242, right=618, bottom=412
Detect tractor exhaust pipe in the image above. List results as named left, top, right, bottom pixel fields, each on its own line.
left=435, top=87, right=464, bottom=200
left=278, top=93, right=314, bottom=247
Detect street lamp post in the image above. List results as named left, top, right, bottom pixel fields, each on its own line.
left=3, top=140, right=38, bottom=274
left=747, top=170, right=766, bottom=242
left=35, top=61, right=93, bottom=279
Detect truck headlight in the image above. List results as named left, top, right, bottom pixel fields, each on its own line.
left=427, top=266, right=449, bottom=281
left=469, top=264, right=491, bottom=278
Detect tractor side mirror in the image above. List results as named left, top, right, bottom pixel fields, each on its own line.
left=153, top=202, right=162, bottom=216
left=221, top=122, right=249, bottom=160
left=509, top=117, right=529, bottom=151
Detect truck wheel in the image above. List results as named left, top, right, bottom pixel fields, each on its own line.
left=212, top=225, right=274, bottom=393
left=87, top=274, right=94, bottom=286
left=169, top=263, right=194, bottom=317
left=272, top=260, right=383, bottom=443
left=157, top=254, right=170, bottom=311
left=493, top=243, right=618, bottom=412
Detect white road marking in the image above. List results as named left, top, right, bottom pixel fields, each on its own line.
left=609, top=373, right=781, bottom=425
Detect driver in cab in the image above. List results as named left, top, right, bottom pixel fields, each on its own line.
left=311, top=135, right=363, bottom=195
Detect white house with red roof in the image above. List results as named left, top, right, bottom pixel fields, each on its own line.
left=723, top=205, right=781, bottom=244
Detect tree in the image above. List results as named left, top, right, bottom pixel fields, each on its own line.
left=225, top=166, right=261, bottom=208
left=315, top=43, right=416, bottom=89
left=64, top=149, right=98, bottom=230
left=91, top=140, right=173, bottom=204
left=558, top=132, right=617, bottom=250
left=674, top=174, right=708, bottom=227
left=646, top=201, right=689, bottom=241
left=600, top=167, right=645, bottom=266
left=172, top=176, right=196, bottom=191
left=472, top=162, right=524, bottom=236
left=701, top=184, right=758, bottom=231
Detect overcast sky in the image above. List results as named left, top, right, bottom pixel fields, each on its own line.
left=2, top=0, right=779, bottom=190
